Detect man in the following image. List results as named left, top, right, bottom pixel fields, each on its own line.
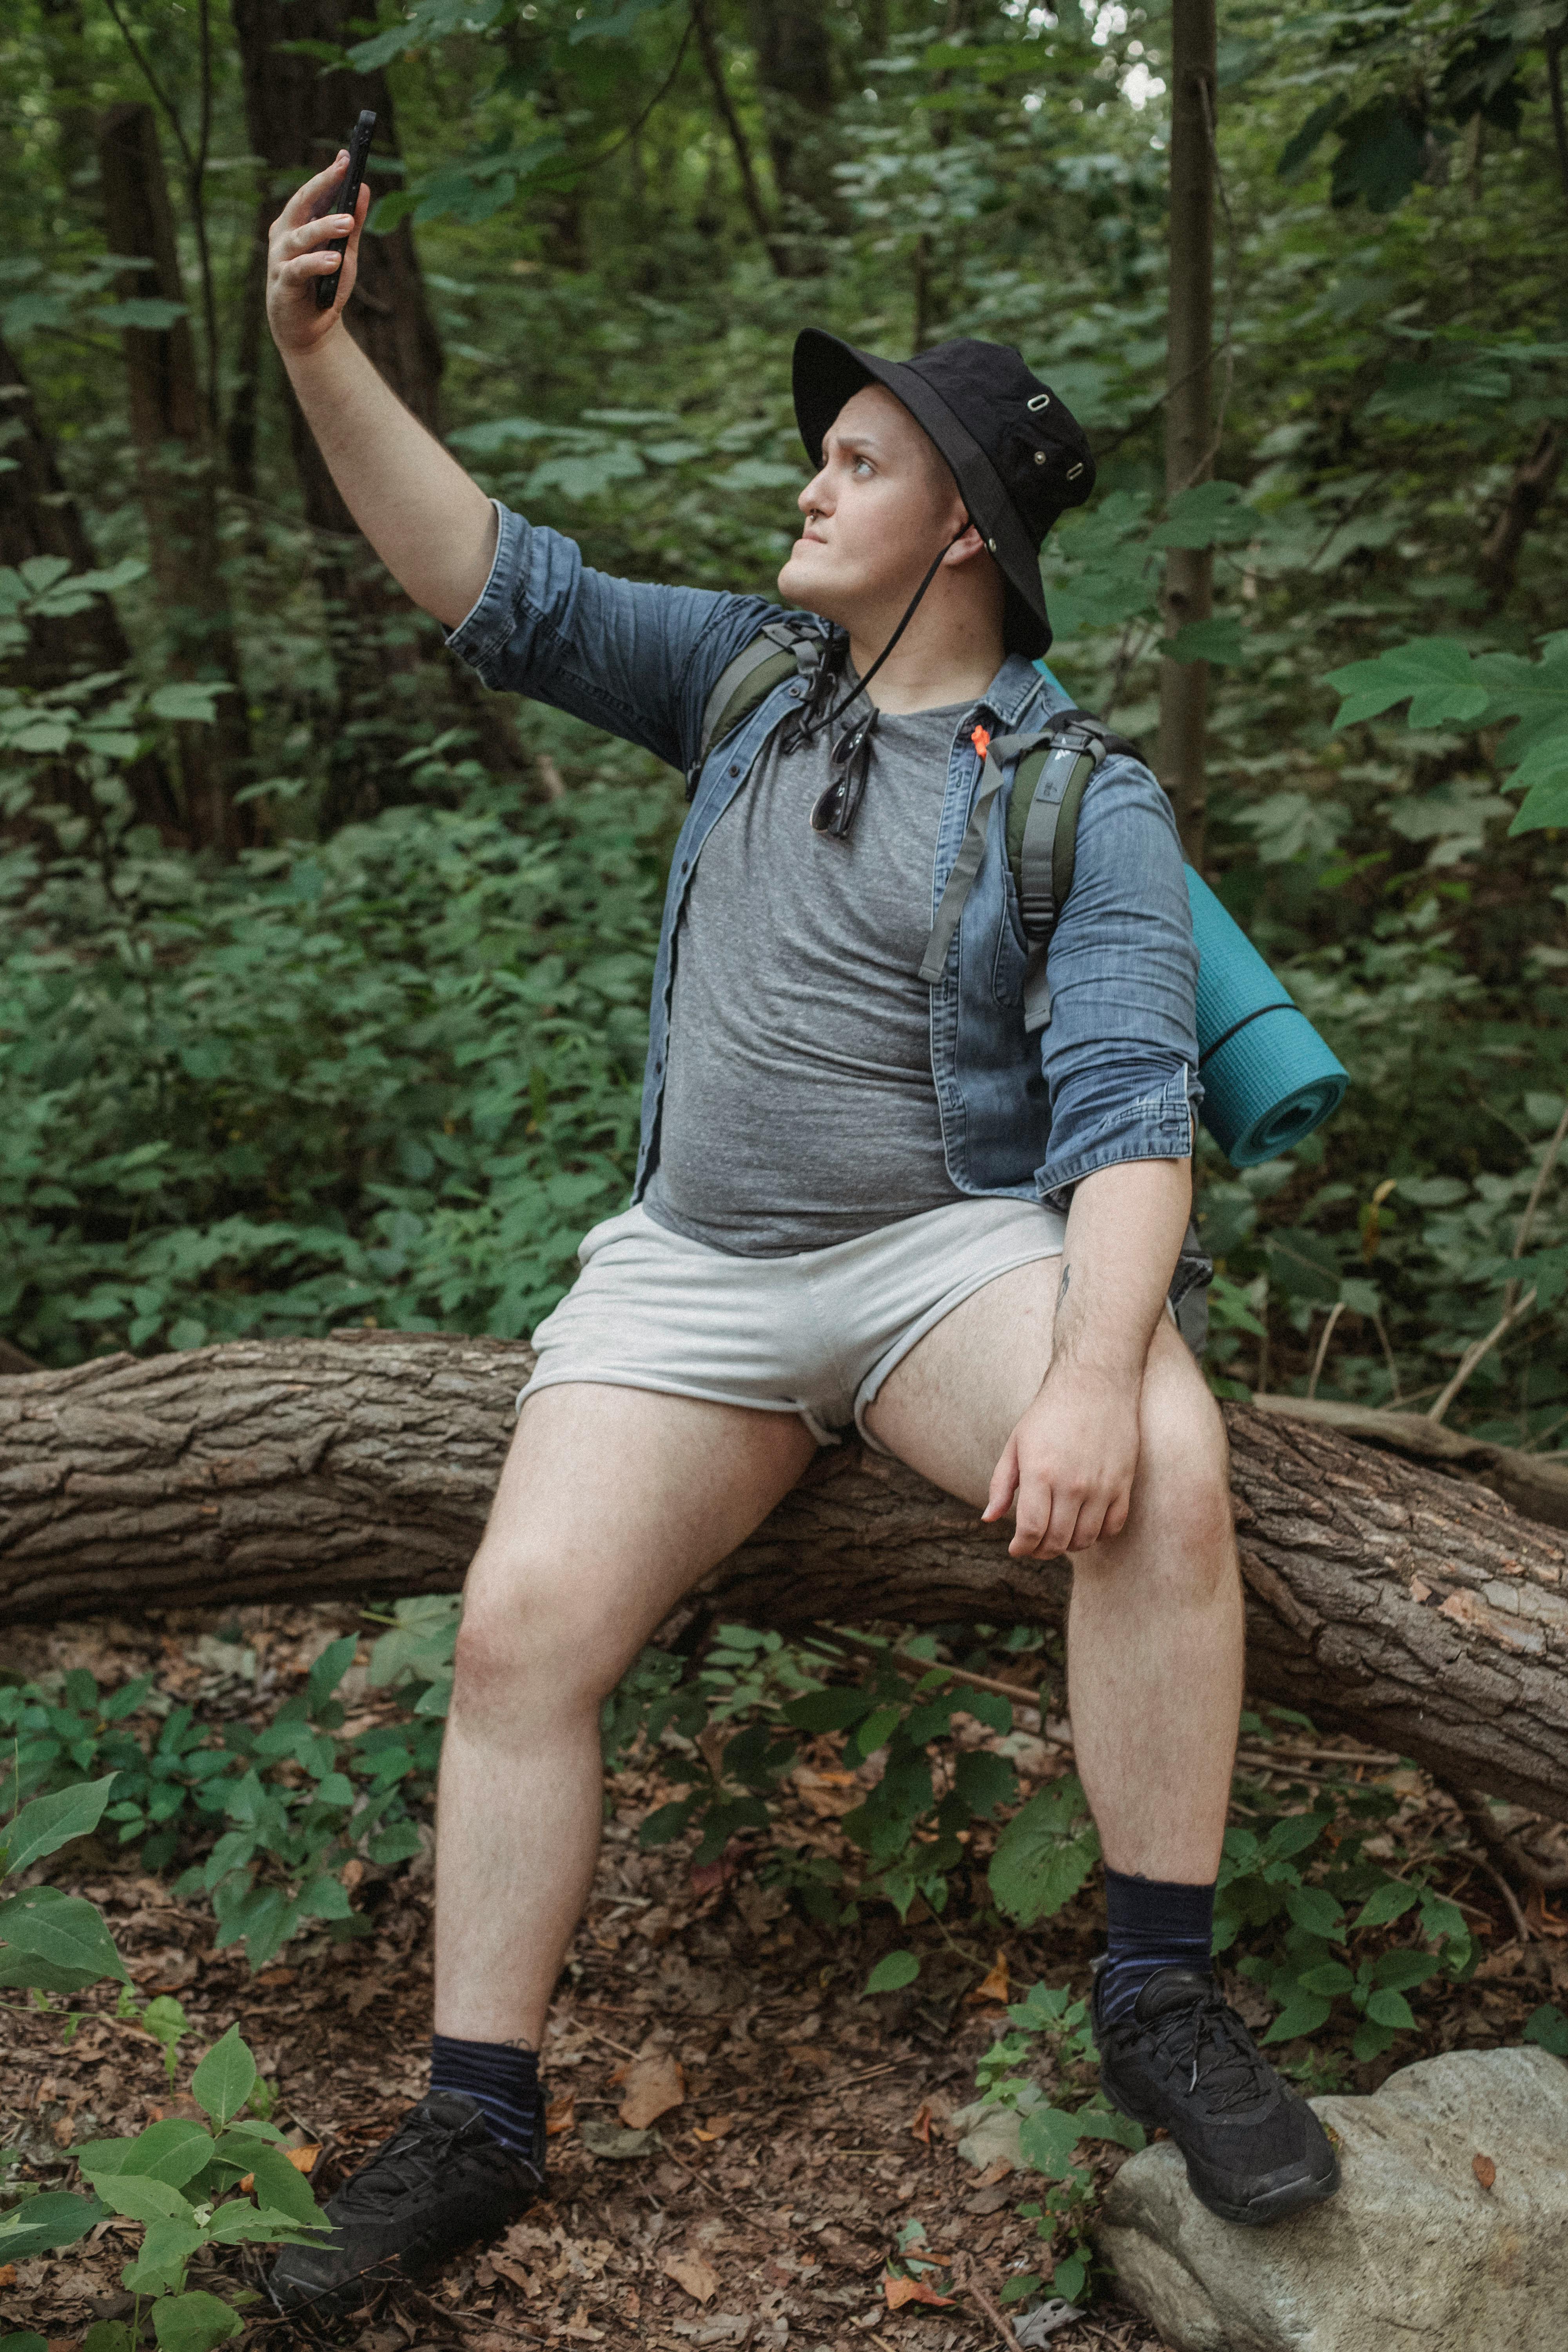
left=265, top=154, right=1339, bottom=2317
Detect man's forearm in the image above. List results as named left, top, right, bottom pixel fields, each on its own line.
left=282, top=326, right=496, bottom=630
left=1050, top=1157, right=1192, bottom=1386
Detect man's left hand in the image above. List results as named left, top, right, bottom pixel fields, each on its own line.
left=982, top=1363, right=1141, bottom=1557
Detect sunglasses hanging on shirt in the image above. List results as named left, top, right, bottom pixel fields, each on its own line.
left=788, top=518, right=970, bottom=841
left=811, top=709, right=879, bottom=838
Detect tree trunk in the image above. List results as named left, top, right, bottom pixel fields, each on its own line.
left=1157, top=0, right=1215, bottom=867
left=1477, top=421, right=1561, bottom=610
left=96, top=101, right=254, bottom=851
left=230, top=0, right=445, bottom=829
left=744, top=0, right=844, bottom=270
left=692, top=0, right=793, bottom=278
left=4, top=1338, right=1568, bottom=1818
left=0, top=332, right=182, bottom=840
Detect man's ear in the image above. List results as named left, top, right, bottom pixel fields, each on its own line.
left=942, top=518, right=989, bottom=568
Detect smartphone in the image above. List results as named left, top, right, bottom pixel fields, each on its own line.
left=314, top=109, right=377, bottom=312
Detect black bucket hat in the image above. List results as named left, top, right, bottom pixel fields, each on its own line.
left=792, top=328, right=1096, bottom=656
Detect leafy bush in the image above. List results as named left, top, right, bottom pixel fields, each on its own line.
left=1, top=1617, right=449, bottom=1973
left=1, top=1780, right=325, bottom=2349
left=0, top=758, right=671, bottom=1367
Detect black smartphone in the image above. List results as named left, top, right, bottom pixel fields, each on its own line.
left=314, top=109, right=377, bottom=312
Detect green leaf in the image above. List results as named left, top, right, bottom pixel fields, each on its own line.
left=122, top=2213, right=205, bottom=2296
left=76, top=2118, right=214, bottom=2188
left=1325, top=638, right=1490, bottom=733
left=1523, top=2002, right=1568, bottom=2057
left=1017, top=2103, right=1086, bottom=2178
left=1296, top=1960, right=1355, bottom=1997
left=865, top=1950, right=919, bottom=1994
left=148, top=682, right=232, bottom=725
left=2, top=1775, right=120, bottom=1875
left=638, top=1797, right=699, bottom=1849
left=1261, top=1990, right=1333, bottom=2044
left=952, top=1749, right=1018, bottom=1820
left=1353, top=1880, right=1420, bottom=1929
left=1, top=2336, right=51, bottom=2352
left=151, top=2290, right=245, bottom=2352
left=0, top=1887, right=129, bottom=1990
left=1352, top=2016, right=1397, bottom=2061
left=1364, top=1986, right=1416, bottom=2031
left=1277, top=93, right=1347, bottom=181
left=222, top=2138, right=322, bottom=2225
left=88, top=2171, right=193, bottom=2223
left=1262, top=1809, right=1330, bottom=1862
left=988, top=1780, right=1099, bottom=1927
left=1151, top=481, right=1256, bottom=549
left=1158, top=614, right=1246, bottom=666
left=851, top=1706, right=904, bottom=1759
left=1285, top=1884, right=1345, bottom=1941
left=782, top=1687, right=876, bottom=1733
left=1370, top=1950, right=1441, bottom=1994
left=0, top=2189, right=107, bottom=2260
left=82, top=2325, right=136, bottom=2352
left=1074, top=2102, right=1145, bottom=2152
left=192, top=2025, right=256, bottom=2132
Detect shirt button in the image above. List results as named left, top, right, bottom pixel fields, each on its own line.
left=728, top=763, right=741, bottom=776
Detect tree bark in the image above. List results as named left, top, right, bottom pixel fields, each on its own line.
left=0, top=332, right=182, bottom=839
left=96, top=101, right=254, bottom=850
left=1477, top=421, right=1561, bottom=610
left=1157, top=0, right=1216, bottom=866
left=230, top=0, right=445, bottom=829
left=4, top=1338, right=1568, bottom=1818
left=744, top=0, right=844, bottom=268
left=691, top=0, right=793, bottom=278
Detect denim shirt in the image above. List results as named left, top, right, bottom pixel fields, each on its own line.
left=447, top=503, right=1200, bottom=1212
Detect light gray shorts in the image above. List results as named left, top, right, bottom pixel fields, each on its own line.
left=517, top=1194, right=1067, bottom=1452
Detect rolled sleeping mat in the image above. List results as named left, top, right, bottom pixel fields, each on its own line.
left=1186, top=866, right=1348, bottom=1168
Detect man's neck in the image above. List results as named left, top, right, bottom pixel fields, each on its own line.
left=843, top=599, right=1005, bottom=716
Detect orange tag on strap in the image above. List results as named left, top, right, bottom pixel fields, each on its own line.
left=970, top=724, right=991, bottom=759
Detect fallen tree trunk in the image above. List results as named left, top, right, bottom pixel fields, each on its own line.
left=3, top=1336, right=1567, bottom=1816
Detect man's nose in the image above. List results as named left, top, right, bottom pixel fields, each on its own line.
left=799, top=467, right=830, bottom=516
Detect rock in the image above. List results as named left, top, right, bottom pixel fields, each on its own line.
left=1098, top=2045, right=1568, bottom=2350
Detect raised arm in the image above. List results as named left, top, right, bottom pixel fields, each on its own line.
left=265, top=156, right=495, bottom=630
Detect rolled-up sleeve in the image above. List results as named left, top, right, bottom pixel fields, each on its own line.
left=445, top=500, right=777, bottom=772
left=1035, top=755, right=1201, bottom=1203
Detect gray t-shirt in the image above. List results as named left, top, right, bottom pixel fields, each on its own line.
left=643, top=688, right=973, bottom=1256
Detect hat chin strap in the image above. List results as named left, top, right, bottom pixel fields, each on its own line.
left=787, top=519, right=969, bottom=750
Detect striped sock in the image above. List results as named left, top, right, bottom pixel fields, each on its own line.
left=1098, top=1868, right=1216, bottom=2024
left=429, top=2033, right=540, bottom=2155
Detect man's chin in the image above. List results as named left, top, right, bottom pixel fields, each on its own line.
left=777, top=549, right=841, bottom=619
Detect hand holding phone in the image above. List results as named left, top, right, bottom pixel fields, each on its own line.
left=313, top=110, right=377, bottom=312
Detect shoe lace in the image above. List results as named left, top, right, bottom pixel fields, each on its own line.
left=1152, top=1987, right=1276, bottom=2115
left=336, top=2106, right=539, bottom=2217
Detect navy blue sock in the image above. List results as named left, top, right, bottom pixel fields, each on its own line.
left=1098, top=1868, right=1216, bottom=2024
left=429, top=2033, right=540, bottom=2154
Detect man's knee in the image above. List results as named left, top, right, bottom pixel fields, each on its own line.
left=1129, top=1348, right=1236, bottom=1587
left=451, top=1547, right=629, bottom=1721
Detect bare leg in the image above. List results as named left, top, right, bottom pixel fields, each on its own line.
left=864, top=1263, right=1243, bottom=1882
left=434, top=1383, right=817, bottom=2045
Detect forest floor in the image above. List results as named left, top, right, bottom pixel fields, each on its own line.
left=7, top=1602, right=1567, bottom=2352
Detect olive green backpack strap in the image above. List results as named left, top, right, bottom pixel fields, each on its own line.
left=688, top=618, right=825, bottom=796
left=1004, top=710, right=1144, bottom=1034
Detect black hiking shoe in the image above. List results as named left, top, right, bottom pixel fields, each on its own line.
left=1093, top=1965, right=1340, bottom=2227
left=268, top=2089, right=544, bottom=2321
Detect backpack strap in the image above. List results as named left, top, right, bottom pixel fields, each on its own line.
left=688, top=617, right=825, bottom=797
left=917, top=705, right=1142, bottom=1021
